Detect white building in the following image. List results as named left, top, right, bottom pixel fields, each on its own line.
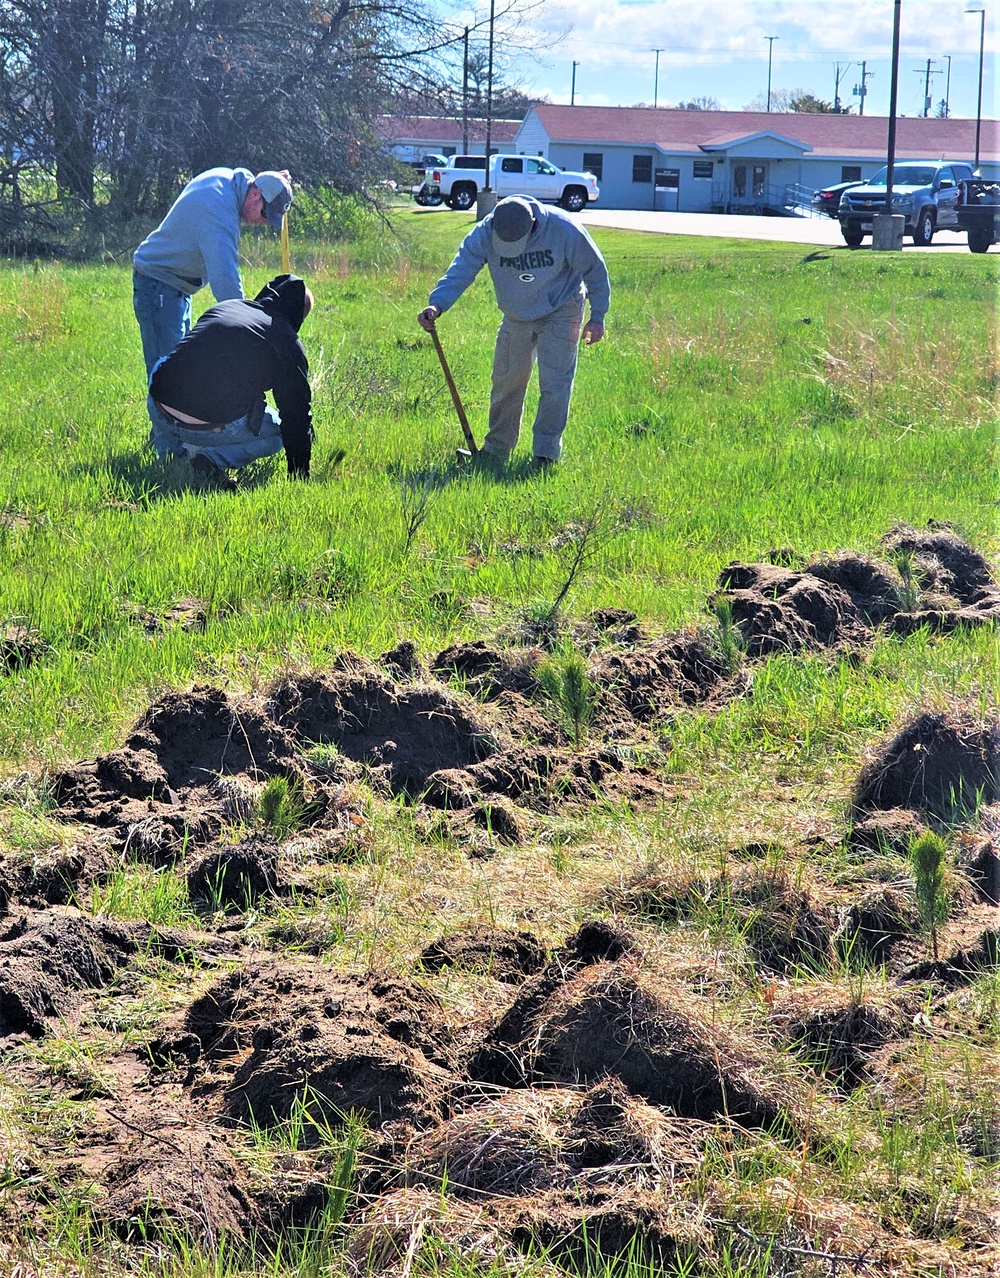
left=514, top=106, right=999, bottom=212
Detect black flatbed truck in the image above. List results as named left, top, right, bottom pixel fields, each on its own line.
left=958, top=180, right=1000, bottom=253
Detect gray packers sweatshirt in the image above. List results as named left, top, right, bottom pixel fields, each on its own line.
left=133, top=167, right=252, bottom=300
left=428, top=198, right=610, bottom=322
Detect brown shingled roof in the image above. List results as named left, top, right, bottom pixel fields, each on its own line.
left=531, top=105, right=998, bottom=163
left=380, top=115, right=523, bottom=145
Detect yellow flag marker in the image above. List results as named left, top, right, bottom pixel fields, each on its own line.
left=281, top=211, right=291, bottom=274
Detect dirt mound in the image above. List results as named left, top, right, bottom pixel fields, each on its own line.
left=509, top=1186, right=707, bottom=1271
left=849, top=808, right=926, bottom=856
left=268, top=664, right=500, bottom=797
left=380, top=639, right=423, bottom=681
left=471, top=921, right=639, bottom=1086
left=94, top=1126, right=253, bottom=1244
left=852, top=709, right=1000, bottom=822
left=185, top=835, right=282, bottom=908
left=883, top=524, right=996, bottom=605
left=0, top=908, right=139, bottom=1036
left=183, top=959, right=455, bottom=1128
left=0, top=625, right=45, bottom=672
left=431, top=641, right=543, bottom=699
left=476, top=960, right=797, bottom=1128
left=717, top=558, right=877, bottom=657
left=420, top=924, right=547, bottom=983
left=771, top=986, right=909, bottom=1090
left=596, top=631, right=729, bottom=719
left=729, top=867, right=834, bottom=974
left=836, top=886, right=919, bottom=963
left=401, top=1079, right=699, bottom=1199
left=50, top=686, right=302, bottom=839
left=427, top=744, right=669, bottom=813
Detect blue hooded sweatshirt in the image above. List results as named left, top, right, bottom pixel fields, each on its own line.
left=133, top=167, right=253, bottom=301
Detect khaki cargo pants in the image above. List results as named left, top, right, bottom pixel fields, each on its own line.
left=482, top=298, right=584, bottom=461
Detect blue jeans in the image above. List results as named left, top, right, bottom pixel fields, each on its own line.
left=147, top=389, right=284, bottom=471
left=133, top=270, right=192, bottom=377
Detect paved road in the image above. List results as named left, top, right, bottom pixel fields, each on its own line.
left=579, top=208, right=985, bottom=254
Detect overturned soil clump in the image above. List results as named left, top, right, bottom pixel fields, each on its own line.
left=50, top=686, right=303, bottom=846
left=852, top=709, right=1000, bottom=823
left=717, top=530, right=1000, bottom=657
left=181, top=958, right=456, bottom=1128
left=420, top=924, right=548, bottom=984
left=0, top=908, right=140, bottom=1036
left=186, top=835, right=282, bottom=908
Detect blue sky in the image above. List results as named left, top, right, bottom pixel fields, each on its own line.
left=491, top=0, right=995, bottom=120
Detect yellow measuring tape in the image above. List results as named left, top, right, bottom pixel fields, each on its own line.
left=280, top=211, right=291, bottom=274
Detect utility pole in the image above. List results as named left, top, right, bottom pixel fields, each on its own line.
left=833, top=61, right=852, bottom=112
left=483, top=0, right=495, bottom=193
left=854, top=61, right=874, bottom=115
left=653, top=48, right=664, bottom=109
left=461, top=27, right=469, bottom=153
left=570, top=61, right=579, bottom=106
left=765, top=35, right=779, bottom=112
left=914, top=58, right=940, bottom=117
left=942, top=54, right=952, bottom=116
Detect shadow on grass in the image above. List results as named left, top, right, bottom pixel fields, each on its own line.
left=72, top=449, right=280, bottom=506
left=389, top=453, right=551, bottom=489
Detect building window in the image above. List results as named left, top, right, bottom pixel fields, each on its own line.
left=632, top=155, right=652, bottom=183
left=841, top=165, right=862, bottom=182
left=693, top=160, right=713, bottom=179
left=583, top=152, right=603, bottom=180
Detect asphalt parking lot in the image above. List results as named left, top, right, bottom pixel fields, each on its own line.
left=579, top=208, right=986, bottom=253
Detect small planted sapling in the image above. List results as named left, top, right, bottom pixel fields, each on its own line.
left=909, top=829, right=949, bottom=961
left=537, top=648, right=597, bottom=750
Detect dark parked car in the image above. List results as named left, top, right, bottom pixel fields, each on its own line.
left=811, top=180, right=865, bottom=218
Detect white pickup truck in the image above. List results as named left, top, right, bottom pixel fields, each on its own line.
left=427, top=154, right=600, bottom=213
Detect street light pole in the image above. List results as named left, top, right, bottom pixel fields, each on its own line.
left=462, top=26, right=469, bottom=153
left=965, top=2, right=986, bottom=168
left=765, top=35, right=779, bottom=111
left=943, top=54, right=952, bottom=116
left=653, top=48, right=663, bottom=109
left=571, top=60, right=579, bottom=106
left=483, top=0, right=495, bottom=193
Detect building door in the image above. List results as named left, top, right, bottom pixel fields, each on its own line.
left=752, top=163, right=767, bottom=200
left=732, top=164, right=747, bottom=204
left=654, top=168, right=680, bottom=211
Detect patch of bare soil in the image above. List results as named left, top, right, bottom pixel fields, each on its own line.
left=852, top=708, right=1000, bottom=823
left=419, top=924, right=547, bottom=984
left=180, top=958, right=456, bottom=1128
left=398, top=1078, right=701, bottom=1199
left=0, top=907, right=140, bottom=1035
left=50, top=686, right=303, bottom=845
left=268, top=661, right=501, bottom=796
left=0, top=625, right=45, bottom=672
left=717, top=529, right=1000, bottom=657
left=836, top=885, right=920, bottom=964
left=769, top=986, right=912, bottom=1091
left=594, top=630, right=730, bottom=720
left=185, top=835, right=282, bottom=908
left=431, top=641, right=543, bottom=699
left=960, top=805, right=1000, bottom=906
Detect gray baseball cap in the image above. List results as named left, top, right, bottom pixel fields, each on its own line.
left=254, top=171, right=293, bottom=229
left=492, top=196, right=535, bottom=257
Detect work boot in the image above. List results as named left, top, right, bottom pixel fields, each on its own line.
left=190, top=454, right=237, bottom=492
left=533, top=455, right=557, bottom=471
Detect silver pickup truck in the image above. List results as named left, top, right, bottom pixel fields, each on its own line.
left=838, top=160, right=976, bottom=247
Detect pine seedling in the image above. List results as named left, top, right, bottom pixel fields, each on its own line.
left=537, top=649, right=597, bottom=749
left=256, top=775, right=307, bottom=841
left=895, top=552, right=921, bottom=611
left=909, top=830, right=949, bottom=961
left=713, top=596, right=745, bottom=674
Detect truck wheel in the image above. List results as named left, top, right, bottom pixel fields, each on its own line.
left=912, top=209, right=934, bottom=245
left=968, top=227, right=993, bottom=253
left=561, top=186, right=588, bottom=213
left=842, top=226, right=864, bottom=247
left=450, top=184, right=476, bottom=211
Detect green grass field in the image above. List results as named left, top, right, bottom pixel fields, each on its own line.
left=0, top=211, right=997, bottom=1278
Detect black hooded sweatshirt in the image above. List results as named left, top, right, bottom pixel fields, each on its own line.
left=150, top=274, right=313, bottom=476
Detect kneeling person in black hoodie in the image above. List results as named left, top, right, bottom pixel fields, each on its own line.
left=148, top=274, right=314, bottom=480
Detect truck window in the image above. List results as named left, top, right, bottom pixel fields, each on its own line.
left=501, top=157, right=523, bottom=173
left=455, top=157, right=486, bottom=169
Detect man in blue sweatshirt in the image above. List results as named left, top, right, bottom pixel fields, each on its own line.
left=132, top=167, right=293, bottom=377
left=417, top=195, right=610, bottom=465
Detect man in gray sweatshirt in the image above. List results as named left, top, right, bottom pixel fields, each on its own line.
left=132, top=167, right=292, bottom=377
left=418, top=196, right=610, bottom=465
